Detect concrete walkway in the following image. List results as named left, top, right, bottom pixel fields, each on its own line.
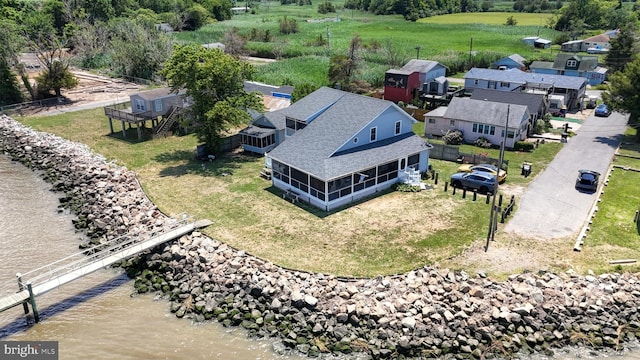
left=504, top=110, right=629, bottom=239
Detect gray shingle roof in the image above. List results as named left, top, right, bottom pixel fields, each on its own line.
left=281, top=87, right=346, bottom=121
left=470, top=88, right=544, bottom=115
left=268, top=89, right=428, bottom=180
left=552, top=54, right=598, bottom=72
left=444, top=97, right=528, bottom=127
left=243, top=81, right=294, bottom=96
left=400, top=60, right=444, bottom=73
left=135, top=87, right=176, bottom=100
left=464, top=68, right=587, bottom=90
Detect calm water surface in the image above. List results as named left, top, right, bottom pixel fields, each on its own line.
left=0, top=155, right=310, bottom=360
left=1, top=154, right=640, bottom=360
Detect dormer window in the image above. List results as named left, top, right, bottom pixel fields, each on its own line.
left=394, top=121, right=401, bottom=135
left=370, top=127, right=377, bottom=142
left=566, top=59, right=577, bottom=68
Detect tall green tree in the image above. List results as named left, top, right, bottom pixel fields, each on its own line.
left=109, top=18, right=173, bottom=81
left=605, top=22, right=640, bottom=74
left=160, top=44, right=263, bottom=152
left=328, top=34, right=362, bottom=91
left=0, top=58, right=22, bottom=105
left=602, top=55, right=640, bottom=132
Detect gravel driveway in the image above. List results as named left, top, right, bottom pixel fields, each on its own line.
left=504, top=110, right=629, bottom=239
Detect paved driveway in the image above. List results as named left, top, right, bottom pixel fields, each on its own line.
left=504, top=111, right=629, bottom=239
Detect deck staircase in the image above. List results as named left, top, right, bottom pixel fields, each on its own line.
left=154, top=106, right=181, bottom=138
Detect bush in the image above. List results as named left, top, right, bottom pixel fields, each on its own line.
left=394, top=183, right=421, bottom=192
left=279, top=16, right=299, bottom=34
left=514, top=141, right=534, bottom=152
left=443, top=129, right=464, bottom=145
left=474, top=137, right=492, bottom=148
left=318, top=0, right=335, bottom=13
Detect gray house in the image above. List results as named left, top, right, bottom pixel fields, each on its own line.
left=470, top=88, right=547, bottom=135
left=104, top=87, right=185, bottom=140
left=424, top=97, right=530, bottom=148
left=463, top=68, right=587, bottom=110
left=129, top=88, right=184, bottom=118
left=265, top=87, right=432, bottom=211
left=493, top=54, right=526, bottom=70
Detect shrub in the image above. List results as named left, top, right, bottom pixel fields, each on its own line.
left=318, top=0, right=335, bottom=13
left=278, top=16, right=299, bottom=34
left=505, top=16, right=517, bottom=26
left=474, top=137, right=492, bottom=149
left=394, top=183, right=421, bottom=192
left=514, top=141, right=534, bottom=152
left=443, top=129, right=464, bottom=145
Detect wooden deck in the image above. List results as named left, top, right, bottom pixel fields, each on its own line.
left=0, top=290, right=29, bottom=313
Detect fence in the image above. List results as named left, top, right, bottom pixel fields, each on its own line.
left=0, top=97, right=66, bottom=116
left=430, top=143, right=508, bottom=170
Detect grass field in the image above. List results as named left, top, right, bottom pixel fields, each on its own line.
left=417, top=12, right=554, bottom=26
left=172, top=9, right=561, bottom=88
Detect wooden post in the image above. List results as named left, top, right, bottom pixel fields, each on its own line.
left=121, top=121, right=126, bottom=138
left=473, top=190, right=477, bottom=201
left=498, top=194, right=503, bottom=207
left=444, top=181, right=448, bottom=192
left=434, top=172, right=438, bottom=185
left=26, top=282, right=39, bottom=323
left=486, top=194, right=490, bottom=204
left=16, top=273, right=29, bottom=315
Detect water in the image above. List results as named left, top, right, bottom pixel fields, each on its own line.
left=0, top=155, right=308, bottom=360
left=2, top=154, right=640, bottom=360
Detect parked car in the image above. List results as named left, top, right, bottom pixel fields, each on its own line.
left=575, top=169, right=600, bottom=192
left=595, top=104, right=611, bottom=117
left=450, top=171, right=498, bottom=194
left=457, top=163, right=507, bottom=183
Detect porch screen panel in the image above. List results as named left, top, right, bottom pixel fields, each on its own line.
left=272, top=160, right=290, bottom=183
left=328, top=175, right=352, bottom=201
left=353, top=167, right=376, bottom=192
left=377, top=160, right=398, bottom=183
left=407, top=153, right=420, bottom=169
left=310, top=176, right=325, bottom=201
left=290, top=167, right=309, bottom=193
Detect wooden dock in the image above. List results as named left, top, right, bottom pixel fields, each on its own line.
left=0, top=214, right=211, bottom=322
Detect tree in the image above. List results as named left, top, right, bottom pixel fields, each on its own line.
left=602, top=55, right=640, bottom=132
left=160, top=44, right=263, bottom=152
left=223, top=27, right=246, bottom=56
left=328, top=34, right=362, bottom=91
left=605, top=22, right=640, bottom=74
left=0, top=58, right=22, bottom=105
left=36, top=56, right=79, bottom=97
left=109, top=18, right=173, bottom=81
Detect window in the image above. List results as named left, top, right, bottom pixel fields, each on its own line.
left=353, top=137, right=358, bottom=144
left=473, top=123, right=495, bottom=135
left=370, top=127, right=377, bottom=142
left=474, top=79, right=479, bottom=85
left=309, top=176, right=326, bottom=201
left=566, top=60, right=577, bottom=68
left=501, top=130, right=515, bottom=138
left=500, top=82, right=509, bottom=87
left=154, top=99, right=162, bottom=112
left=428, top=118, right=436, bottom=124
left=488, top=81, right=496, bottom=89
left=449, top=120, right=455, bottom=127
left=395, top=121, right=401, bottom=135
left=377, top=160, right=398, bottom=184
left=135, top=99, right=145, bottom=111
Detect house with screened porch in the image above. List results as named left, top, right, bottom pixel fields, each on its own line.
left=262, top=87, right=432, bottom=211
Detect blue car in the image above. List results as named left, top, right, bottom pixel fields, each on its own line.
left=595, top=104, right=611, bottom=117
left=450, top=171, right=498, bottom=194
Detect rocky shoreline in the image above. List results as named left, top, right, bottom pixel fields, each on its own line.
left=2, top=114, right=640, bottom=359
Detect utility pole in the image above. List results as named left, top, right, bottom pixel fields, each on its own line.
left=485, top=104, right=509, bottom=251
left=415, top=46, right=421, bottom=59
left=468, top=37, right=473, bottom=69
